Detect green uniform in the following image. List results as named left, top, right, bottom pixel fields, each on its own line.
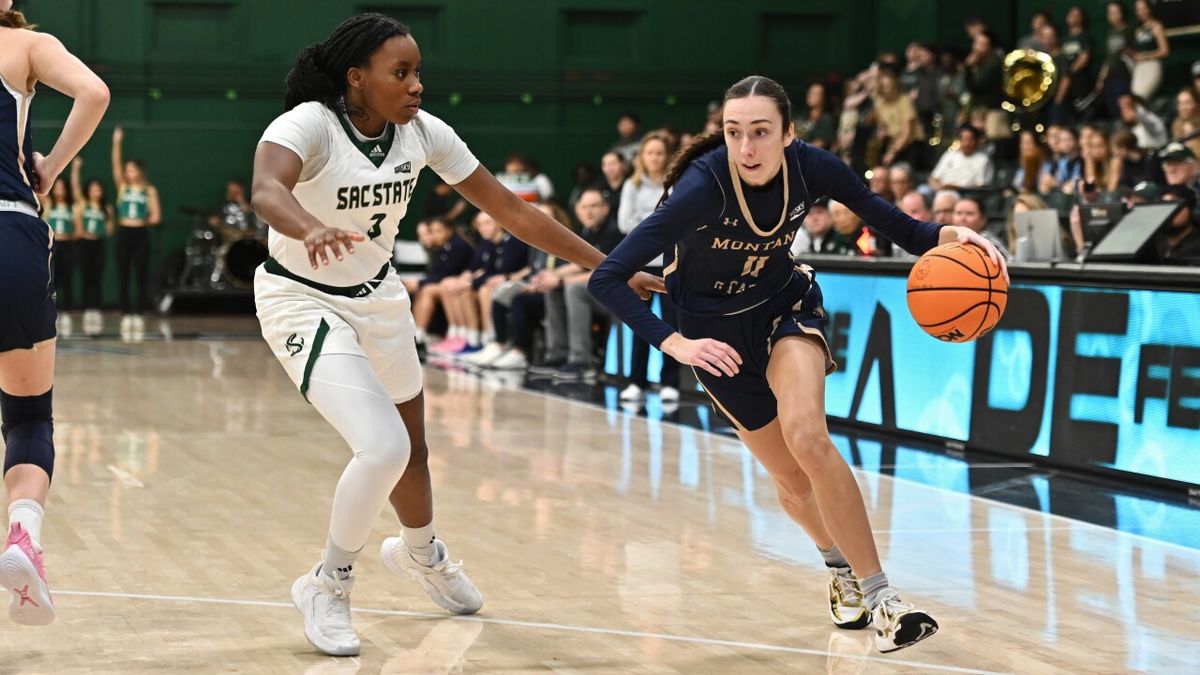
left=81, top=204, right=108, bottom=238
left=118, top=185, right=150, bottom=221
left=46, top=204, right=73, bottom=237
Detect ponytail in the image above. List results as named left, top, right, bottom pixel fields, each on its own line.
left=0, top=9, right=34, bottom=29
left=659, top=133, right=724, bottom=206
left=283, top=13, right=410, bottom=112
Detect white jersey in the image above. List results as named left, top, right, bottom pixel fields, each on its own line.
left=258, top=102, right=479, bottom=286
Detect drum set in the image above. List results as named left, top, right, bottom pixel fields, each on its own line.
left=178, top=202, right=268, bottom=290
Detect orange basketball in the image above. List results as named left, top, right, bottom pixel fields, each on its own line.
left=906, top=242, right=1008, bottom=343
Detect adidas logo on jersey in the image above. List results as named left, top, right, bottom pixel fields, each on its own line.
left=369, top=144, right=386, bottom=159
left=395, top=161, right=412, bottom=174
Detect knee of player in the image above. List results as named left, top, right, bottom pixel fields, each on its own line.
left=774, top=469, right=814, bottom=505
left=1, top=388, right=56, bottom=479
left=355, top=433, right=412, bottom=473
left=778, top=422, right=835, bottom=465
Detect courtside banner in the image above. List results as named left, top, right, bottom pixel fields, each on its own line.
left=819, top=271, right=1200, bottom=489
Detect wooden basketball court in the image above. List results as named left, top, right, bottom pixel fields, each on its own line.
left=1, top=321, right=1196, bottom=673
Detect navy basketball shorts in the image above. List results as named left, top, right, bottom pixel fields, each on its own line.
left=677, top=266, right=836, bottom=432
left=0, top=211, right=57, bottom=352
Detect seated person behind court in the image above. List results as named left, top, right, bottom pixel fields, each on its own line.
left=929, top=125, right=993, bottom=191
left=410, top=217, right=474, bottom=344
left=953, top=196, right=1009, bottom=259
left=1157, top=184, right=1200, bottom=265
left=791, top=196, right=851, bottom=257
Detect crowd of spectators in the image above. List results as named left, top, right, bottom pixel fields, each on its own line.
left=401, top=2, right=1200, bottom=394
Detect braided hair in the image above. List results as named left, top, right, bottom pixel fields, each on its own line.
left=284, top=13, right=410, bottom=113
left=659, top=76, right=793, bottom=205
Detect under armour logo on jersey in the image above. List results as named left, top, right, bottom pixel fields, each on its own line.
left=395, top=161, right=412, bottom=174
left=722, top=217, right=740, bottom=227
left=285, top=333, right=305, bottom=356
left=369, top=144, right=386, bottom=159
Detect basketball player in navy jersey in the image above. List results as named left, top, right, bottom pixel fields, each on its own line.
left=0, top=0, right=110, bottom=625
left=590, top=76, right=1007, bottom=653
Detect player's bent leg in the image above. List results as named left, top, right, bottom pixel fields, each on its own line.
left=294, top=353, right=413, bottom=656
left=381, top=393, right=483, bottom=615
left=735, top=419, right=866, bottom=629
left=0, top=342, right=57, bottom=627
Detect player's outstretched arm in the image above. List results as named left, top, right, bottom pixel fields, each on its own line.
left=26, top=33, right=109, bottom=196
left=451, top=166, right=663, bottom=299
left=252, top=142, right=364, bottom=270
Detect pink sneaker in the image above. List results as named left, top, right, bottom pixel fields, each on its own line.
left=0, top=524, right=54, bottom=625
left=432, top=337, right=467, bottom=354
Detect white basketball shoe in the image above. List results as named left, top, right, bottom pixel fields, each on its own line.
left=0, top=524, right=54, bottom=625
left=871, top=588, right=938, bottom=652
left=380, top=537, right=483, bottom=615
left=291, top=562, right=361, bottom=656
left=827, top=566, right=870, bottom=629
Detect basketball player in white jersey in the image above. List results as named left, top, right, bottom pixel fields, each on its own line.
left=253, top=14, right=661, bottom=656
left=0, top=1, right=109, bottom=625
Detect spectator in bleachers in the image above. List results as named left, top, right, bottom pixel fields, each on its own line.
left=929, top=125, right=993, bottom=191
left=1172, top=87, right=1200, bottom=158
left=1130, top=0, right=1170, bottom=100
left=830, top=199, right=871, bottom=256
left=795, top=82, right=836, bottom=150
left=598, top=151, right=628, bottom=216
left=1161, top=142, right=1200, bottom=199
left=1042, top=125, right=1083, bottom=192
left=899, top=191, right=933, bottom=222
left=1013, top=130, right=1048, bottom=194
left=1063, top=6, right=1096, bottom=121
left=549, top=188, right=626, bottom=380
left=1109, top=128, right=1155, bottom=192
left=1040, top=23, right=1074, bottom=126
left=1079, top=126, right=1113, bottom=193
left=1096, top=1, right=1135, bottom=119
left=567, top=161, right=597, bottom=213
left=964, top=31, right=1005, bottom=139
left=617, top=130, right=680, bottom=401
left=411, top=217, right=475, bottom=347
left=495, top=153, right=554, bottom=203
left=611, top=112, right=642, bottom=163
left=1007, top=193, right=1053, bottom=255
left=1118, top=94, right=1168, bottom=150
left=869, top=164, right=893, bottom=204
left=469, top=203, right=580, bottom=370
left=902, top=42, right=942, bottom=144
left=1158, top=184, right=1200, bottom=264
left=888, top=162, right=917, bottom=205
left=954, top=196, right=1010, bottom=258
left=432, top=211, right=529, bottom=355
left=933, top=190, right=960, bottom=225
left=791, top=197, right=850, bottom=256
left=1018, top=10, right=1052, bottom=51
left=938, top=49, right=967, bottom=135
left=872, top=69, right=924, bottom=166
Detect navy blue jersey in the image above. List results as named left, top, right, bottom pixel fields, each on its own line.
left=421, top=234, right=473, bottom=285
left=0, top=76, right=37, bottom=207
left=590, top=141, right=942, bottom=346
left=491, top=233, right=530, bottom=276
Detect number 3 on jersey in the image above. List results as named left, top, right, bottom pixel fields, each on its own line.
left=367, top=212, right=387, bottom=239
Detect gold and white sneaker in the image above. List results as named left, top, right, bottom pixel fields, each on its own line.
left=871, top=589, right=938, bottom=653
left=828, top=566, right=869, bottom=629
left=380, top=537, right=483, bottom=615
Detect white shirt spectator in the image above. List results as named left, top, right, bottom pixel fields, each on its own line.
left=930, top=148, right=993, bottom=189
left=618, top=176, right=666, bottom=266
left=1130, top=104, right=1169, bottom=150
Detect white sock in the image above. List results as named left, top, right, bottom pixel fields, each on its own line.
left=403, top=523, right=438, bottom=566
left=449, top=325, right=462, bottom=339
left=8, top=499, right=44, bottom=550
left=415, top=328, right=427, bottom=343
left=466, top=329, right=481, bottom=347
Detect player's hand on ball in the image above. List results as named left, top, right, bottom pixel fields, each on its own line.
left=629, top=271, right=665, bottom=300
left=304, top=226, right=366, bottom=269
left=661, top=333, right=741, bottom=377
left=939, top=225, right=1010, bottom=284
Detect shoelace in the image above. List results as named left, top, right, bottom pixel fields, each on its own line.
left=833, top=569, right=864, bottom=606
left=318, top=577, right=353, bottom=624
left=879, top=592, right=914, bottom=620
